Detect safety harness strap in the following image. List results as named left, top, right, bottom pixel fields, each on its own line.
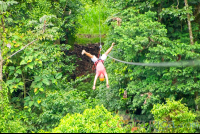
left=92, top=59, right=104, bottom=70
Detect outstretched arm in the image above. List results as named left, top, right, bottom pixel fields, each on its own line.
left=93, top=74, right=98, bottom=90
left=105, top=42, right=115, bottom=56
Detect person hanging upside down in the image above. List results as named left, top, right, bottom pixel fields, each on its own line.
left=81, top=42, right=115, bottom=90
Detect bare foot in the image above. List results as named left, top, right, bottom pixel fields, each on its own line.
left=82, top=50, right=86, bottom=55
left=106, top=84, right=109, bottom=88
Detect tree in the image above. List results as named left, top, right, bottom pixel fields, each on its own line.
left=0, top=0, right=18, bottom=100
left=50, top=105, right=126, bottom=133
left=151, top=98, right=196, bottom=133
left=0, top=0, right=83, bottom=132
left=95, top=5, right=200, bottom=122
left=0, top=82, right=27, bottom=133
left=2, top=0, right=83, bottom=106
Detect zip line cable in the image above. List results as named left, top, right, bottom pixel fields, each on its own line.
left=106, top=52, right=200, bottom=67
left=100, top=46, right=200, bottom=67
left=98, top=3, right=102, bottom=57
left=98, top=4, right=200, bottom=67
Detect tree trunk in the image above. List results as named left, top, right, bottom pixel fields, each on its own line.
left=0, top=17, right=5, bottom=98
left=158, top=2, right=162, bottom=22
left=0, top=52, right=2, bottom=110
left=184, top=0, right=194, bottom=45
left=0, top=53, right=2, bottom=91
left=184, top=0, right=199, bottom=111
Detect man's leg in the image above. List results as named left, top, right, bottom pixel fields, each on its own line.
left=104, top=42, right=115, bottom=56
left=82, top=50, right=93, bottom=58
left=93, top=74, right=98, bottom=90
left=105, top=73, right=109, bottom=88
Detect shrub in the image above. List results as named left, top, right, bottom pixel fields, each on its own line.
left=51, top=105, right=126, bottom=133
left=0, top=87, right=27, bottom=133
left=151, top=98, right=196, bottom=133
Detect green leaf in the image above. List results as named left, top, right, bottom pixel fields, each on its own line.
left=55, top=73, right=62, bottom=79
left=42, top=78, right=50, bottom=85
left=9, top=71, right=15, bottom=75
left=9, top=66, right=15, bottom=70
left=16, top=69, right=22, bottom=74
left=29, top=101, right=34, bottom=107
left=52, top=78, right=57, bottom=84
left=39, top=88, right=44, bottom=91
left=34, top=76, right=42, bottom=82
left=35, top=82, right=43, bottom=88
left=27, top=62, right=34, bottom=69
left=10, top=88, right=14, bottom=93
left=34, top=102, right=40, bottom=107
left=38, top=60, right=42, bottom=64
left=6, top=80, right=14, bottom=85
left=20, top=60, right=27, bottom=65
left=18, top=82, right=24, bottom=86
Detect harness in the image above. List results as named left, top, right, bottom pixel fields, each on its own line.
left=92, top=59, right=104, bottom=70
left=92, top=45, right=103, bottom=70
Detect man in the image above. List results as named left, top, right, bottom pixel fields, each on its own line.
left=81, top=42, right=115, bottom=90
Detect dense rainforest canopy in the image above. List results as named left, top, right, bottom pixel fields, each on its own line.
left=1, top=0, right=200, bottom=133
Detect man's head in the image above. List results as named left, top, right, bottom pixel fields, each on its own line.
left=99, top=73, right=105, bottom=81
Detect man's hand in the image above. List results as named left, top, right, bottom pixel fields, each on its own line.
left=112, top=42, right=115, bottom=47
left=93, top=86, right=96, bottom=90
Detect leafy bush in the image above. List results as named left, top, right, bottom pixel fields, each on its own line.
left=22, top=87, right=92, bottom=132
left=0, top=114, right=27, bottom=133
left=0, top=86, right=27, bottom=133
left=151, top=98, right=196, bottom=133
left=100, top=5, right=200, bottom=119
left=51, top=105, right=126, bottom=133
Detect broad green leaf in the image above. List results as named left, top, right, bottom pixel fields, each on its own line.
left=24, top=106, right=28, bottom=109
left=27, top=62, right=34, bottom=69
left=52, top=78, right=57, bottom=84
left=38, top=60, right=42, bottom=64
left=20, top=60, right=27, bottom=65
left=9, top=66, right=15, bottom=70
left=34, top=76, right=42, bottom=82
left=6, top=80, right=14, bottom=85
left=9, top=70, right=15, bottom=75
left=39, top=88, right=44, bottom=91
left=27, top=59, right=32, bottom=63
left=10, top=88, right=14, bottom=93
left=42, top=78, right=50, bottom=85
left=34, top=102, right=40, bottom=107
left=35, top=82, right=43, bottom=88
left=29, top=101, right=34, bottom=107
left=55, top=73, right=62, bottom=79
left=16, top=69, right=22, bottom=74
left=18, top=82, right=24, bottom=86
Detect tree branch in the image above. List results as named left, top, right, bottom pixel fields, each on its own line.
left=5, top=20, right=47, bottom=62
left=5, top=39, right=38, bottom=61
left=176, top=0, right=179, bottom=9
left=25, top=79, right=33, bottom=82
left=194, top=3, right=200, bottom=18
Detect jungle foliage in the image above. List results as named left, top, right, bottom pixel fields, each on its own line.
left=50, top=105, right=126, bottom=133
left=1, top=0, right=200, bottom=133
